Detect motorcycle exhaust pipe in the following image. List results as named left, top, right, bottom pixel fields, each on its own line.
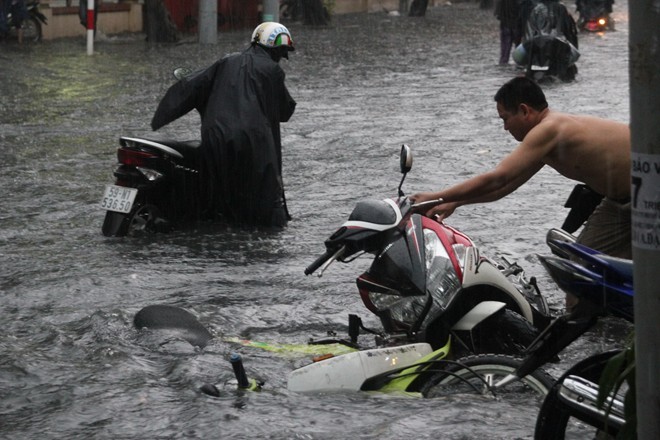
left=558, top=375, right=626, bottom=429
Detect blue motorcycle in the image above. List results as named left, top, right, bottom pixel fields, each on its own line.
left=496, top=230, right=634, bottom=439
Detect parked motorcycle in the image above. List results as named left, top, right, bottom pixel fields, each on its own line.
left=303, top=145, right=551, bottom=358
left=5, top=1, right=47, bottom=43
left=576, top=0, right=615, bottom=32
left=494, top=231, right=634, bottom=438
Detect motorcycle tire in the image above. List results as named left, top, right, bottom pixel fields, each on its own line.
left=421, top=354, right=555, bottom=399
left=10, top=16, right=42, bottom=42
left=534, top=351, right=623, bottom=440
left=455, top=309, right=540, bottom=357
left=102, top=204, right=168, bottom=237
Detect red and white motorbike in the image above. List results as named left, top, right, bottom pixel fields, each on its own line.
left=132, top=146, right=555, bottom=398
left=303, top=145, right=551, bottom=359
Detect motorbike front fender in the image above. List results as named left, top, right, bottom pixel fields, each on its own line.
left=461, top=256, right=535, bottom=323
left=451, top=301, right=506, bottom=331
left=102, top=210, right=132, bottom=237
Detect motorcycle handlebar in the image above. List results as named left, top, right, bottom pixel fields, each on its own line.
left=411, top=198, right=444, bottom=210
left=304, top=250, right=333, bottom=275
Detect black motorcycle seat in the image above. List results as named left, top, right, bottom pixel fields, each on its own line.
left=144, top=138, right=201, bottom=155
left=120, top=136, right=201, bottom=157
left=159, top=139, right=201, bottom=156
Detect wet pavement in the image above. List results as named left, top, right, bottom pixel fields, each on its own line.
left=0, top=2, right=632, bottom=439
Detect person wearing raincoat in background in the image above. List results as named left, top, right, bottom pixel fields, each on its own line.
left=151, top=22, right=297, bottom=228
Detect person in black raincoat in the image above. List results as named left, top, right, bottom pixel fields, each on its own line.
left=151, top=22, right=297, bottom=228
left=515, top=0, right=579, bottom=81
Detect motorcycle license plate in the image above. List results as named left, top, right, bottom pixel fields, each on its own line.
left=100, top=185, right=138, bottom=214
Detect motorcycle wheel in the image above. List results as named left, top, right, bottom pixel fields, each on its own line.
left=455, top=309, right=540, bottom=357
left=11, top=16, right=42, bottom=42
left=534, top=351, right=623, bottom=440
left=102, top=204, right=168, bottom=237
left=421, top=354, right=554, bottom=399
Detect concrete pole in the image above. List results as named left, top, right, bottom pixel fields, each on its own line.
left=262, top=0, right=279, bottom=22
left=629, top=0, right=660, bottom=438
left=199, top=0, right=217, bottom=44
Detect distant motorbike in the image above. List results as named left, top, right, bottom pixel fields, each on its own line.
left=514, top=0, right=580, bottom=82
left=494, top=231, right=634, bottom=438
left=5, top=1, right=47, bottom=43
left=576, top=0, right=614, bottom=32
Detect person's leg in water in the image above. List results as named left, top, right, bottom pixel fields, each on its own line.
left=10, top=0, right=29, bottom=44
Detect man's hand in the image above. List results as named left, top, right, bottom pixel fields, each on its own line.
left=410, top=192, right=458, bottom=221
left=409, top=192, right=436, bottom=206
left=427, top=202, right=458, bottom=222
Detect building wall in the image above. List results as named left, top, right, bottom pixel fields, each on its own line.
left=38, top=1, right=449, bottom=41
left=40, top=1, right=143, bottom=40
left=334, top=0, right=446, bottom=14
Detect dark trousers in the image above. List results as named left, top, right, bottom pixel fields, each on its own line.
left=499, top=25, right=521, bottom=64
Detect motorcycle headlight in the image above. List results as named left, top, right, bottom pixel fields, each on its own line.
left=366, top=291, right=428, bottom=328
left=424, top=229, right=461, bottom=309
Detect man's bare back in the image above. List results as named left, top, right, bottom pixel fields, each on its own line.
left=533, top=112, right=630, bottom=199
left=410, top=77, right=631, bottom=222
left=412, top=76, right=632, bottom=279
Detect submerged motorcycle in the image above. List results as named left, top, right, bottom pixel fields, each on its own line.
left=493, top=230, right=634, bottom=438
left=303, top=145, right=551, bottom=358
left=132, top=146, right=555, bottom=399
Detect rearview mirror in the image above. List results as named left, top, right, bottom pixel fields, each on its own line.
left=400, top=144, right=413, bottom=174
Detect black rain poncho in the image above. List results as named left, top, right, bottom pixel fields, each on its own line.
left=151, top=45, right=296, bottom=227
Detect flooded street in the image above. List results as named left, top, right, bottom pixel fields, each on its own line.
left=1, top=2, right=632, bottom=439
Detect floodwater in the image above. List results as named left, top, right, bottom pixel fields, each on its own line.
left=1, top=2, right=632, bottom=439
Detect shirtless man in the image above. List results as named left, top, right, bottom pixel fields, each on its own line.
left=411, top=76, right=631, bottom=268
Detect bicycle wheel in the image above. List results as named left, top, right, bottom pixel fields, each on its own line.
left=421, top=354, right=554, bottom=399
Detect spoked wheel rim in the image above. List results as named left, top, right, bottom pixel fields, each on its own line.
left=421, top=355, right=554, bottom=399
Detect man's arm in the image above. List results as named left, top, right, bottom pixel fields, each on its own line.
left=412, top=121, right=557, bottom=218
